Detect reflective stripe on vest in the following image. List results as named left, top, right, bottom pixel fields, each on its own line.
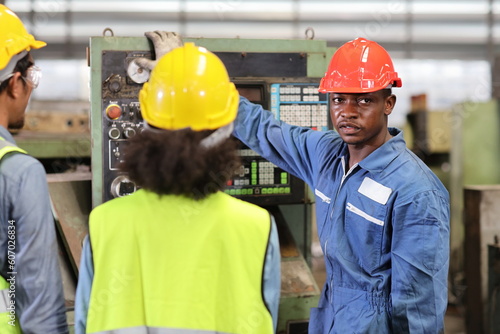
left=88, top=326, right=233, bottom=334
left=0, top=287, right=9, bottom=313
left=0, top=277, right=21, bottom=333
left=87, top=190, right=273, bottom=334
left=0, top=136, right=27, bottom=160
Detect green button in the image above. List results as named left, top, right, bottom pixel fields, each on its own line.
left=242, top=189, right=248, bottom=195
left=262, top=188, right=268, bottom=194
left=251, top=180, right=257, bottom=185
left=248, top=189, right=253, bottom=195
left=273, top=188, right=279, bottom=194
left=279, top=187, right=285, bottom=194
left=285, top=187, right=291, bottom=194
left=224, top=189, right=230, bottom=194
left=281, top=172, right=288, bottom=184
left=229, top=189, right=236, bottom=195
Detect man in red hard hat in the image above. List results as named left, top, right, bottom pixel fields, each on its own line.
left=234, top=37, right=449, bottom=333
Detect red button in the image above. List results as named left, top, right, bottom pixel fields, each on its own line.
left=106, top=104, right=122, bottom=119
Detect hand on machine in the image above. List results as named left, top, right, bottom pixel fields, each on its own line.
left=134, top=31, right=183, bottom=70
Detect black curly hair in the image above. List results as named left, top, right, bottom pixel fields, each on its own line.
left=119, top=128, right=241, bottom=200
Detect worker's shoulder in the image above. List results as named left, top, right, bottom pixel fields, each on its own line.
left=391, top=147, right=448, bottom=197
left=0, top=151, right=45, bottom=181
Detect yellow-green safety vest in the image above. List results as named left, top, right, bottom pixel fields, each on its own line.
left=87, top=189, right=274, bottom=334
left=0, top=136, right=25, bottom=334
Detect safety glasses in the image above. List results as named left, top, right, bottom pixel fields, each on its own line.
left=22, top=65, right=42, bottom=89
left=0, top=65, right=42, bottom=89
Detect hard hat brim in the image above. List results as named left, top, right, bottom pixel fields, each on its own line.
left=30, top=39, right=47, bottom=50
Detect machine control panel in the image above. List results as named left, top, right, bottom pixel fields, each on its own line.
left=100, top=50, right=152, bottom=202
left=95, top=49, right=330, bottom=206
left=271, top=83, right=328, bottom=130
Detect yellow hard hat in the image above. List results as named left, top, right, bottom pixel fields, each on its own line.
left=139, top=42, right=238, bottom=131
left=0, top=4, right=46, bottom=71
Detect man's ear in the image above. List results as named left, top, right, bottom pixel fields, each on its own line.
left=6, top=72, right=24, bottom=99
left=384, top=94, right=396, bottom=116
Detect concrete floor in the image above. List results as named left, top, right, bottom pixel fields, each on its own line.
left=310, top=254, right=467, bottom=333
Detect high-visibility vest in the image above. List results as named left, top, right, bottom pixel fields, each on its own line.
left=0, top=136, right=26, bottom=161
left=87, top=189, right=274, bottom=334
left=0, top=136, right=25, bottom=334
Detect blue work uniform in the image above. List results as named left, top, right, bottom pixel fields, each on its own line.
left=233, top=97, right=450, bottom=333
left=0, top=126, right=69, bottom=333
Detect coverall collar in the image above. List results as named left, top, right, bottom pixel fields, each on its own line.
left=340, top=127, right=406, bottom=174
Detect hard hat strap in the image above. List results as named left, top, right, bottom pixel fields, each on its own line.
left=0, top=50, right=27, bottom=83
left=142, top=120, right=234, bottom=149
left=200, top=122, right=234, bottom=149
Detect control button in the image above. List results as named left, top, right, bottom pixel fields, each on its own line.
left=124, top=127, right=136, bottom=139
left=108, top=127, right=121, bottom=139
left=107, top=75, right=123, bottom=93
left=106, top=104, right=122, bottom=120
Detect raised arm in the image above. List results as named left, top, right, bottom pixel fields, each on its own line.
left=233, top=96, right=332, bottom=187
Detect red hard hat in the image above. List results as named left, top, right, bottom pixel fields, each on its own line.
left=319, top=37, right=402, bottom=93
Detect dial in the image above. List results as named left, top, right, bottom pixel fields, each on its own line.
left=127, top=60, right=150, bottom=84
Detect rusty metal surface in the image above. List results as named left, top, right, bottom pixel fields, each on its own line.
left=48, top=173, right=92, bottom=275
left=278, top=257, right=320, bottom=333
left=281, top=258, right=319, bottom=296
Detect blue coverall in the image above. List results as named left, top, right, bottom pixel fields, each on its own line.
left=233, top=97, right=450, bottom=333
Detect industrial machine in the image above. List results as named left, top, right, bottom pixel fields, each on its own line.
left=86, top=33, right=334, bottom=333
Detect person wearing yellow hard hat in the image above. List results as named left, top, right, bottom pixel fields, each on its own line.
left=0, top=4, right=69, bottom=334
left=74, top=39, right=280, bottom=334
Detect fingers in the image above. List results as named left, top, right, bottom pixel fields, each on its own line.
left=134, top=57, right=156, bottom=71
left=144, top=31, right=180, bottom=44
left=141, top=30, right=184, bottom=66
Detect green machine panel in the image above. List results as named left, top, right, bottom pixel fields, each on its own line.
left=89, top=36, right=334, bottom=333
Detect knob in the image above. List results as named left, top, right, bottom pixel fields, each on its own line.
left=108, top=77, right=122, bottom=93
left=124, top=127, right=136, bottom=139
left=108, top=127, right=121, bottom=139
left=110, top=175, right=136, bottom=198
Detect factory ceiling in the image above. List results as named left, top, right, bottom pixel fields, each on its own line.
left=6, top=0, right=500, bottom=61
